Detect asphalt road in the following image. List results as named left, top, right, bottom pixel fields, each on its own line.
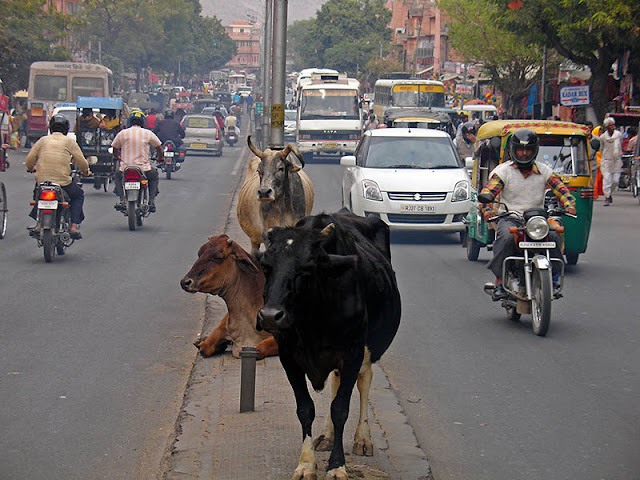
left=301, top=157, right=640, bottom=480
left=0, top=138, right=247, bottom=480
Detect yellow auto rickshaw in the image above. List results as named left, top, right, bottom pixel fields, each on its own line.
left=465, top=120, right=596, bottom=265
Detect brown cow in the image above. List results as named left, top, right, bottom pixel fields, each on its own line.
left=180, top=234, right=277, bottom=359
left=237, top=136, right=314, bottom=253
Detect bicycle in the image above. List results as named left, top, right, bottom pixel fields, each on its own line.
left=0, top=146, right=8, bottom=238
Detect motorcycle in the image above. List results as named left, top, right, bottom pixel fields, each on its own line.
left=28, top=182, right=75, bottom=262
left=478, top=193, right=575, bottom=336
left=225, top=126, right=238, bottom=147
left=120, top=166, right=151, bottom=231
left=631, top=157, right=640, bottom=203
left=156, top=140, right=184, bottom=179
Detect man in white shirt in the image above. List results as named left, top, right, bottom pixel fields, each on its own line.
left=598, top=117, right=623, bottom=206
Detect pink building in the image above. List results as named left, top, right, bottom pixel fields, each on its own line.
left=46, top=0, right=84, bottom=15
left=225, top=21, right=262, bottom=74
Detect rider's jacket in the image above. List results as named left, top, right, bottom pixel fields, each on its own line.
left=26, top=132, right=89, bottom=186
left=225, top=115, right=237, bottom=128
left=153, top=119, right=185, bottom=145
left=112, top=125, right=162, bottom=172
left=480, top=161, right=575, bottom=218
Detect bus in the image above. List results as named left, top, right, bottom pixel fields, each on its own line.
left=294, top=68, right=339, bottom=104
left=26, top=61, right=112, bottom=146
left=229, top=73, right=247, bottom=90
left=373, top=78, right=446, bottom=123
left=296, top=72, right=362, bottom=161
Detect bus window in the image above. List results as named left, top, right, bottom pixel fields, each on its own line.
left=72, top=77, right=105, bottom=99
left=34, top=75, right=67, bottom=101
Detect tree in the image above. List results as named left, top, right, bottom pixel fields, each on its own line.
left=0, top=0, right=73, bottom=92
left=494, top=0, right=640, bottom=120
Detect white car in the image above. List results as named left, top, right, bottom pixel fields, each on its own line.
left=340, top=128, right=470, bottom=232
left=284, top=109, right=296, bottom=143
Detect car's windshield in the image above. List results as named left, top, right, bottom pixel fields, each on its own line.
left=535, top=135, right=589, bottom=176
left=363, top=136, right=460, bottom=168
left=300, top=89, right=359, bottom=119
left=55, top=110, right=76, bottom=128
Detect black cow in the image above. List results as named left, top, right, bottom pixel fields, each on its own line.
left=257, top=211, right=401, bottom=479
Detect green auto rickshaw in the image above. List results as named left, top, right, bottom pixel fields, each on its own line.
left=465, top=120, right=596, bottom=265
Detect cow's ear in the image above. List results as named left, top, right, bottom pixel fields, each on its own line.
left=286, top=159, right=302, bottom=173
left=324, top=254, right=357, bottom=277
left=230, top=242, right=260, bottom=273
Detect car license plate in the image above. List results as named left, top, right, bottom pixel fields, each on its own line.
left=400, top=204, right=436, bottom=213
left=324, top=143, right=337, bottom=149
left=191, top=143, right=207, bottom=148
left=519, top=241, right=556, bottom=248
left=38, top=200, right=58, bottom=209
left=124, top=182, right=140, bottom=190
left=165, top=152, right=174, bottom=157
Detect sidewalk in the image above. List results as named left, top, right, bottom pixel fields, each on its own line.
left=162, top=121, right=432, bottom=480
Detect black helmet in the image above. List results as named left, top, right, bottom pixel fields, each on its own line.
left=461, top=121, right=476, bottom=136
left=49, top=114, right=70, bottom=135
left=510, top=128, right=539, bottom=168
left=164, top=109, right=174, bottom=119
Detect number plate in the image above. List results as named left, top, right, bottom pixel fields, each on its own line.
left=124, top=182, right=140, bottom=190
left=400, top=204, right=436, bottom=213
left=165, top=152, right=175, bottom=157
left=190, top=143, right=207, bottom=148
left=519, top=241, right=556, bottom=248
left=324, top=143, right=337, bottom=149
left=38, top=200, right=58, bottom=209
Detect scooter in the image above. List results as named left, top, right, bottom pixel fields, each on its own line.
left=225, top=127, right=238, bottom=147
left=28, top=182, right=75, bottom=262
left=478, top=193, right=575, bottom=336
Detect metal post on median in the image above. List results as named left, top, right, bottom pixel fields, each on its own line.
left=239, top=346, right=259, bottom=412
left=270, top=0, right=288, bottom=149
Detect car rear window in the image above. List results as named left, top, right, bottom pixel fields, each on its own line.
left=184, top=117, right=215, bottom=128
left=363, top=136, right=460, bottom=169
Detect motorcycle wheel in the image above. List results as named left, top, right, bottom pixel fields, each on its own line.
left=531, top=266, right=552, bottom=336
left=43, top=229, right=55, bottom=263
left=565, top=252, right=579, bottom=265
left=128, top=201, right=136, bottom=231
left=466, top=235, right=480, bottom=261
left=506, top=306, right=521, bottom=322
left=103, top=178, right=109, bottom=192
left=0, top=182, right=7, bottom=239
left=136, top=211, right=143, bottom=227
left=166, top=169, right=171, bottom=180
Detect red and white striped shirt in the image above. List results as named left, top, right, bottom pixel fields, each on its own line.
left=112, top=125, right=162, bottom=172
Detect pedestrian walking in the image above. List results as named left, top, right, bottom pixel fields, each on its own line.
left=246, top=93, right=253, bottom=114
left=598, top=117, right=623, bottom=206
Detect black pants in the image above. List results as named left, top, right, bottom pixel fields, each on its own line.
left=30, top=179, right=85, bottom=225
left=487, top=217, right=563, bottom=278
left=114, top=167, right=159, bottom=204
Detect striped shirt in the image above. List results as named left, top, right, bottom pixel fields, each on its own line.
left=112, top=125, right=161, bottom=172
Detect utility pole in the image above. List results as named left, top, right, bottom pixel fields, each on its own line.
left=262, top=0, right=273, bottom=149
left=270, top=0, right=287, bottom=149
left=413, top=7, right=424, bottom=77
left=540, top=44, right=547, bottom=119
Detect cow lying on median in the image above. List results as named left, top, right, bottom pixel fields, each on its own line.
left=256, top=211, right=401, bottom=479
left=180, top=234, right=277, bottom=359
left=237, top=136, right=314, bottom=253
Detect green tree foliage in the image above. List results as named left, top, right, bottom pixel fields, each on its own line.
left=0, top=0, right=73, bottom=92
left=288, top=0, right=391, bottom=78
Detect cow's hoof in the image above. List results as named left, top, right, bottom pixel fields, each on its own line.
left=325, top=465, right=348, bottom=479
left=292, top=461, right=317, bottom=480
left=313, top=435, right=334, bottom=451
left=352, top=438, right=374, bottom=456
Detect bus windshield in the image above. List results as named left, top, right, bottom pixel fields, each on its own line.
left=34, top=75, right=67, bottom=101
left=72, top=77, right=105, bottom=99
left=392, top=86, right=445, bottom=108
left=300, top=89, right=359, bottom=119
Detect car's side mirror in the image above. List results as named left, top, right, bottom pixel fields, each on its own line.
left=590, top=138, right=600, bottom=152
left=340, top=155, right=356, bottom=167
left=477, top=193, right=494, bottom=204
left=465, top=156, right=474, bottom=170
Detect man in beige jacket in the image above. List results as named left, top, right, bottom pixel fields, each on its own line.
left=26, top=115, right=90, bottom=238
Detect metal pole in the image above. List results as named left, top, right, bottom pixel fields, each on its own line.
left=541, top=44, right=547, bottom=119
left=239, top=347, right=259, bottom=412
left=270, top=0, right=287, bottom=149
left=262, top=0, right=273, bottom=149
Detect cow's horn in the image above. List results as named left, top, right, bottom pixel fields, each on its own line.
left=321, top=223, right=335, bottom=237
left=247, top=135, right=264, bottom=159
left=280, top=144, right=301, bottom=172
left=288, top=143, right=305, bottom=168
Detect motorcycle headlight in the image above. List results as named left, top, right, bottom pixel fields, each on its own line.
left=526, top=216, right=549, bottom=240
left=362, top=180, right=383, bottom=201
left=452, top=180, right=469, bottom=202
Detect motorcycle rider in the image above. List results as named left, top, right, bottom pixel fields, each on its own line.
left=112, top=111, right=163, bottom=213
left=479, top=129, right=577, bottom=298
left=25, top=114, right=91, bottom=239
left=153, top=109, right=185, bottom=152
left=224, top=113, right=240, bottom=141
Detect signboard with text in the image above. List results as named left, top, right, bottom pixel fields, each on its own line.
left=455, top=84, right=473, bottom=95
left=560, top=85, right=590, bottom=106
left=255, top=102, right=264, bottom=114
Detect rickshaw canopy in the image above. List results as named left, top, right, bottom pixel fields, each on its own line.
left=477, top=120, right=590, bottom=140
left=76, top=96, right=123, bottom=110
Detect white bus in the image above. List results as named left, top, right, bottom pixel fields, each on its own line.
left=296, top=72, right=362, bottom=161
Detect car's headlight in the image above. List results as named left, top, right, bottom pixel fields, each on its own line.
left=452, top=180, right=469, bottom=202
left=526, top=216, right=549, bottom=240
left=362, top=180, right=383, bottom=201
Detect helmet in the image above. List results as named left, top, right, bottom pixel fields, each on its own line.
left=128, top=110, right=146, bottom=127
left=164, top=109, right=175, bottom=119
left=49, top=114, right=70, bottom=135
left=510, top=128, right=539, bottom=168
left=461, top=121, right=476, bottom=136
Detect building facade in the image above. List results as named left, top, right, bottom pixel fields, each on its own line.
left=225, top=21, right=262, bottom=74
